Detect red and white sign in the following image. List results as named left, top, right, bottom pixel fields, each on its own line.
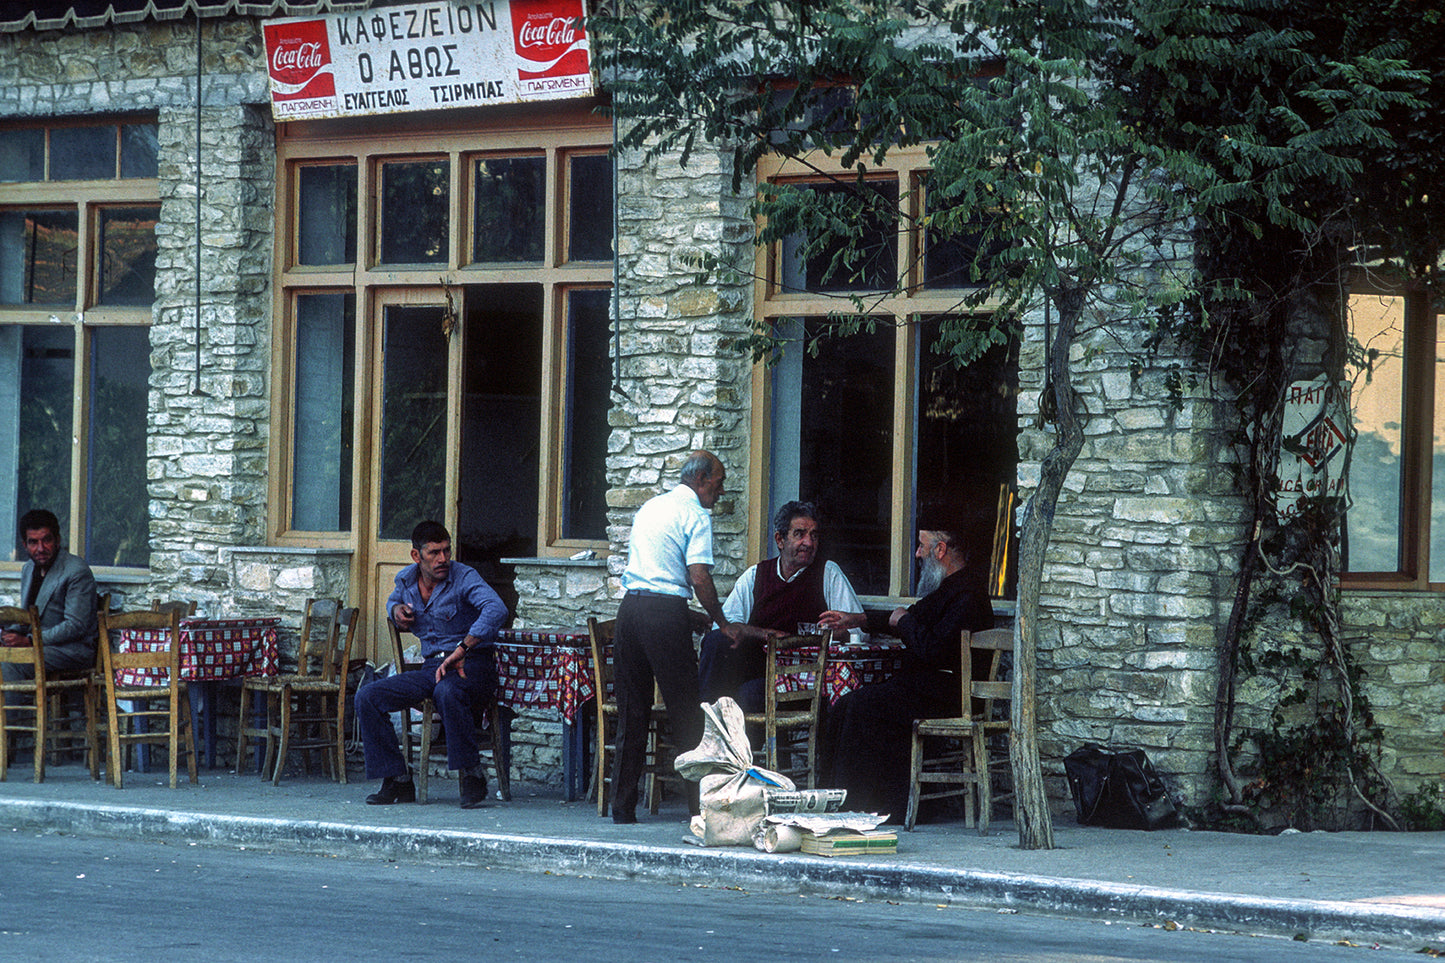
left=1276, top=376, right=1351, bottom=521
left=264, top=0, right=593, bottom=121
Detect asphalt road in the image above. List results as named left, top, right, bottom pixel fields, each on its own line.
left=0, top=832, right=1423, bottom=962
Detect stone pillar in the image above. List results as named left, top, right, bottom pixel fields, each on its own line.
left=605, top=135, right=757, bottom=590
left=148, top=103, right=274, bottom=610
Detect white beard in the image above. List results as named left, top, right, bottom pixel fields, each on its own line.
left=916, top=555, right=946, bottom=597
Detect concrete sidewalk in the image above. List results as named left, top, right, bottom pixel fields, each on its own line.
left=2, top=764, right=1443, bottom=949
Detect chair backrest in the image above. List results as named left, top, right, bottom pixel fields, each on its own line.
left=586, top=617, right=616, bottom=708
left=296, top=597, right=342, bottom=677
left=150, top=599, right=198, bottom=617
left=762, top=632, right=830, bottom=717
left=0, top=604, right=45, bottom=680
left=100, top=609, right=184, bottom=682
left=333, top=606, right=361, bottom=683
left=385, top=616, right=420, bottom=671
left=963, top=627, right=1014, bottom=716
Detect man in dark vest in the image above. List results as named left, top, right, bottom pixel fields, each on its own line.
left=697, top=500, right=866, bottom=711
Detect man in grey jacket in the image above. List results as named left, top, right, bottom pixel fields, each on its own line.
left=2, top=509, right=99, bottom=681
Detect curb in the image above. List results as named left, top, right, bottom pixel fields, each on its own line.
left=6, top=799, right=1445, bottom=948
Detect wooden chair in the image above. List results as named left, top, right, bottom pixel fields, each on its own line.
left=387, top=618, right=511, bottom=804
left=98, top=609, right=198, bottom=788
left=586, top=617, right=676, bottom=817
left=904, top=627, right=1014, bottom=832
left=150, top=599, right=198, bottom=617
left=235, top=598, right=343, bottom=782
left=0, top=605, right=99, bottom=782
left=270, top=605, right=361, bottom=784
left=742, top=633, right=830, bottom=788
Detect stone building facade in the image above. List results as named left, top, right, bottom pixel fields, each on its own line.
left=1, top=5, right=1439, bottom=816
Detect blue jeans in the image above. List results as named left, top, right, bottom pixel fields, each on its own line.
left=355, top=649, right=498, bottom=780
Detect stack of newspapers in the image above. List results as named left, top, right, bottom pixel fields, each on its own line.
left=755, top=788, right=897, bottom=856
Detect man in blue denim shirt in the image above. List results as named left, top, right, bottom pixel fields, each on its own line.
left=355, top=520, right=507, bottom=809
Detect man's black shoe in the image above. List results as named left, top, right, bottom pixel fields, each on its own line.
left=365, top=776, right=416, bottom=805
left=612, top=810, right=638, bottom=824
left=459, top=770, right=489, bottom=809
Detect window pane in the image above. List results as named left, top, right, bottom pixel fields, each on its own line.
left=1432, top=308, right=1445, bottom=583
left=292, top=293, right=355, bottom=532
left=0, top=325, right=74, bottom=558
left=0, top=209, right=79, bottom=306
left=562, top=288, right=611, bottom=539
left=922, top=189, right=1011, bottom=289
left=379, top=160, right=449, bottom=264
left=378, top=305, right=447, bottom=539
left=567, top=153, right=613, bottom=262
left=86, top=326, right=150, bottom=567
left=119, top=123, right=159, bottom=179
left=914, top=317, right=1018, bottom=596
left=458, top=283, right=541, bottom=560
left=298, top=164, right=357, bottom=266
left=98, top=206, right=158, bottom=306
left=770, top=317, right=894, bottom=594
left=473, top=156, right=544, bottom=262
left=1344, top=291, right=1405, bottom=573
left=778, top=181, right=898, bottom=292
left=0, top=129, right=45, bottom=183
left=50, top=126, right=116, bottom=181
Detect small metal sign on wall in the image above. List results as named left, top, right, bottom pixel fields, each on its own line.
left=1275, top=375, right=1351, bottom=522
left=264, top=0, right=593, bottom=120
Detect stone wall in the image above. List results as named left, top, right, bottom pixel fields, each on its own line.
left=1344, top=593, right=1445, bottom=797
left=146, top=99, right=276, bottom=609
left=603, top=135, right=758, bottom=599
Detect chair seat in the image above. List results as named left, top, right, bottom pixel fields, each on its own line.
left=915, top=717, right=972, bottom=735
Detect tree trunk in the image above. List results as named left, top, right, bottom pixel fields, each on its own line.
left=1011, top=286, right=1086, bottom=850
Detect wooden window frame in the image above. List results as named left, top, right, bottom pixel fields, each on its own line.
left=269, top=108, right=614, bottom=560
left=750, top=147, right=1001, bottom=598
left=1341, top=279, right=1442, bottom=591
left=0, top=116, right=157, bottom=571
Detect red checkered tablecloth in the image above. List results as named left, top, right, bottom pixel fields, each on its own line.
left=494, top=629, right=905, bottom=722
left=495, top=628, right=592, bottom=724
left=114, top=617, right=280, bottom=687
left=777, top=639, right=908, bottom=704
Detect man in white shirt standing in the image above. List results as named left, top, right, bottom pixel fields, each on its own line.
left=612, top=450, right=759, bottom=824
left=698, top=500, right=867, bottom=711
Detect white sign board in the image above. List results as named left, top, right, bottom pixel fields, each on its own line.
left=264, top=0, right=592, bottom=121
left=1275, top=375, right=1350, bottom=521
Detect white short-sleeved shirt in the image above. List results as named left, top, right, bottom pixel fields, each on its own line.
left=620, top=484, right=714, bottom=598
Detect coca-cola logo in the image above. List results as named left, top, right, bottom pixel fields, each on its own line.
left=516, top=17, right=577, bottom=53
left=264, top=20, right=337, bottom=100
left=510, top=0, right=588, bottom=79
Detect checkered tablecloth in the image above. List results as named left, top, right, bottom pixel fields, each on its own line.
left=495, top=629, right=906, bottom=721
left=114, top=617, right=281, bottom=687
left=495, top=628, right=592, bottom=724
left=777, top=639, right=908, bottom=704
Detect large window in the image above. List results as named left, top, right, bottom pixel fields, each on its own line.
left=757, top=149, right=1018, bottom=598
left=1342, top=282, right=1445, bottom=588
left=0, top=118, right=157, bottom=568
left=273, top=112, right=614, bottom=570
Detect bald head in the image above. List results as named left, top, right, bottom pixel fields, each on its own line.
left=680, top=449, right=725, bottom=509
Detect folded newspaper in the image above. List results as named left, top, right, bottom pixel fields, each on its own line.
left=754, top=809, right=888, bottom=853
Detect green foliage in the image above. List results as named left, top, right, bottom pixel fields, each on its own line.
left=1400, top=782, right=1445, bottom=832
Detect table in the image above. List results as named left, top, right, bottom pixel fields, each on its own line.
left=777, top=638, right=909, bottom=703
left=495, top=627, right=593, bottom=801
left=115, top=617, right=281, bottom=769
left=492, top=629, right=908, bottom=801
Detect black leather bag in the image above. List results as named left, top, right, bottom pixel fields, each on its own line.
left=1064, top=743, right=1179, bottom=830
